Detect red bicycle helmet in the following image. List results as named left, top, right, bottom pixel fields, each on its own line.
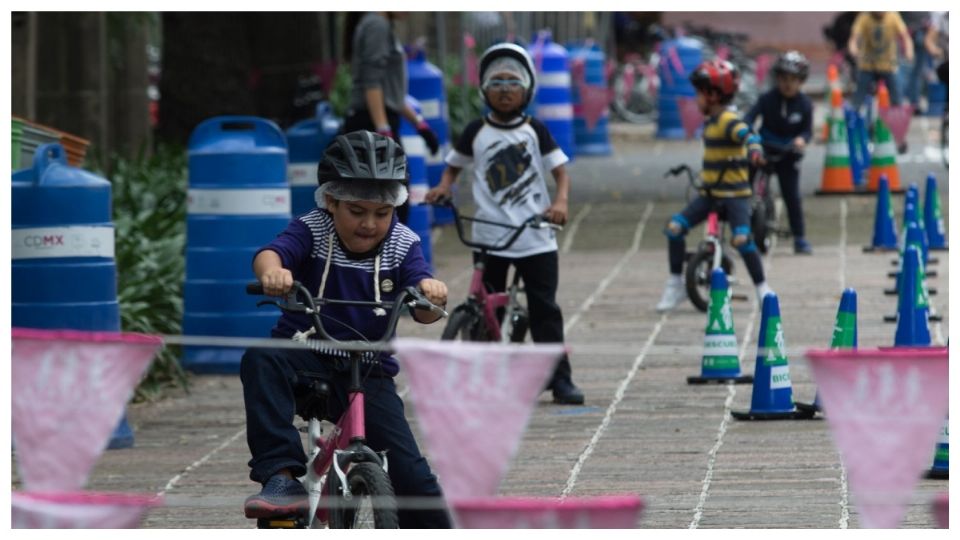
left=689, top=59, right=741, bottom=101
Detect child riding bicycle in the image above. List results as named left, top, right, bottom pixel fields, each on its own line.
left=424, top=43, right=584, bottom=405
left=241, top=131, right=452, bottom=528
left=744, top=50, right=814, bottom=255
left=657, top=59, right=772, bottom=312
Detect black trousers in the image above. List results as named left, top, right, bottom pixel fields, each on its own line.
left=240, top=347, right=451, bottom=528
left=340, top=107, right=408, bottom=224
left=474, top=250, right=574, bottom=386
left=750, top=157, right=806, bottom=239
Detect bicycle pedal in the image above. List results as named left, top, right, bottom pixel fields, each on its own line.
left=730, top=293, right=749, bottom=301
left=257, top=516, right=307, bottom=529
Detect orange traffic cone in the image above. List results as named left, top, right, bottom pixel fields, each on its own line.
left=816, top=87, right=856, bottom=195
left=821, top=64, right=840, bottom=141
left=867, top=80, right=902, bottom=192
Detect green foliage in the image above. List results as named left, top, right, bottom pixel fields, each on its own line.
left=99, top=145, right=191, bottom=402
left=328, top=63, right=354, bottom=118
left=442, top=57, right=484, bottom=143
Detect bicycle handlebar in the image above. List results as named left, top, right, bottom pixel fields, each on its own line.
left=247, top=280, right=448, bottom=346
left=431, top=197, right=563, bottom=252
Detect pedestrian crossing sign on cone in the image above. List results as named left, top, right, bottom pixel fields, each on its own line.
left=732, top=292, right=815, bottom=420
left=816, top=87, right=856, bottom=195
left=688, top=268, right=752, bottom=384
left=867, top=80, right=903, bottom=192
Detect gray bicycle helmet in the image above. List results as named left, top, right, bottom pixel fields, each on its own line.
left=772, top=50, right=809, bottom=81
left=315, top=131, right=408, bottom=208
left=478, top=43, right=538, bottom=110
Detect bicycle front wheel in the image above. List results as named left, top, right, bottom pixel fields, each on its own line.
left=328, top=462, right=399, bottom=529
left=441, top=305, right=487, bottom=341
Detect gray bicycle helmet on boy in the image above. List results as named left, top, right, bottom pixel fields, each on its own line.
left=315, top=130, right=408, bottom=209
left=772, top=50, right=809, bottom=81
left=478, top=43, right=538, bottom=110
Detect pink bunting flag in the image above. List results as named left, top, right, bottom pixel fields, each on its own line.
left=755, top=53, right=773, bottom=87
left=12, top=328, right=163, bottom=491
left=577, top=83, right=611, bottom=132
left=464, top=33, right=479, bottom=86
left=879, top=104, right=913, bottom=148
left=453, top=495, right=644, bottom=528
left=805, top=347, right=949, bottom=529
left=677, top=96, right=705, bottom=140
left=392, top=338, right=563, bottom=502
left=12, top=491, right=162, bottom=528
left=932, top=493, right=948, bottom=528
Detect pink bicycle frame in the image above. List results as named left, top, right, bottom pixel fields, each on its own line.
left=306, top=388, right=366, bottom=525
left=467, top=264, right=511, bottom=342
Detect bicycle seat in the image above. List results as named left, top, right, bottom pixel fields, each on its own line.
left=293, top=371, right=331, bottom=422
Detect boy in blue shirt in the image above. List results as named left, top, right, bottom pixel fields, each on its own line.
left=744, top=51, right=814, bottom=254
left=241, top=131, right=451, bottom=528
left=425, top=43, right=584, bottom=405
left=657, top=59, right=771, bottom=312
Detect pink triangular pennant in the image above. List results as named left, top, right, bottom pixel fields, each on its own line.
left=12, top=491, right=162, bottom=528
left=12, top=328, right=163, bottom=491
left=677, top=96, right=704, bottom=140
left=879, top=105, right=913, bottom=147
left=452, top=495, right=644, bottom=528
left=393, top=338, right=563, bottom=501
left=578, top=83, right=610, bottom=132
left=805, top=347, right=949, bottom=529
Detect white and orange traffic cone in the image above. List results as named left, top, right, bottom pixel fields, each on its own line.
left=866, top=80, right=903, bottom=192
left=816, top=86, right=856, bottom=195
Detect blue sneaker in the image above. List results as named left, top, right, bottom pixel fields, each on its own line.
left=794, top=238, right=813, bottom=255
left=244, top=474, right=309, bottom=518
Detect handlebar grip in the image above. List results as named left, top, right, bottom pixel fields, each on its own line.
left=246, top=282, right=265, bottom=296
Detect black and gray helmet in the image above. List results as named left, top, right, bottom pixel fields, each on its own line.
left=772, top=50, right=809, bottom=81
left=478, top=43, right=538, bottom=109
left=314, top=131, right=409, bottom=209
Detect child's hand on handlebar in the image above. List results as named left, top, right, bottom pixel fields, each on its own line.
left=544, top=199, right=569, bottom=225
left=417, top=278, right=448, bottom=309
left=749, top=150, right=766, bottom=166
left=424, top=185, right=452, bottom=204
left=260, top=268, right=294, bottom=297
left=792, top=136, right=806, bottom=153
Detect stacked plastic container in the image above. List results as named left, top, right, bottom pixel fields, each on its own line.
left=407, top=49, right=454, bottom=226
left=569, top=42, right=612, bottom=155
left=528, top=31, right=575, bottom=161
left=656, top=37, right=704, bottom=139
left=12, top=143, right=134, bottom=449
left=182, top=116, right=291, bottom=374
left=285, top=102, right=341, bottom=216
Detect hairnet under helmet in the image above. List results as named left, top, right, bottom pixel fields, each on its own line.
left=315, top=130, right=409, bottom=209
left=478, top=43, right=538, bottom=110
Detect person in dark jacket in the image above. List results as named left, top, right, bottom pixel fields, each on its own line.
left=744, top=51, right=814, bottom=255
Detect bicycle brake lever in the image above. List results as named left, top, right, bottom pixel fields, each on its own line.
left=257, top=300, right=283, bottom=309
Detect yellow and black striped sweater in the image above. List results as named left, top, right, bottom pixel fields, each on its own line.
left=701, top=109, right=762, bottom=198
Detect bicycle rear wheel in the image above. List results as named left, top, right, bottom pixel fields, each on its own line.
left=610, top=63, right=658, bottom=125
left=685, top=249, right=734, bottom=312
left=328, top=462, right=399, bottom=529
left=441, top=305, right=487, bottom=341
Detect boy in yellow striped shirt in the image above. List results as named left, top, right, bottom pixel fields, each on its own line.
left=657, top=59, right=772, bottom=312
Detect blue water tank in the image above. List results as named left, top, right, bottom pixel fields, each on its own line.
left=286, top=102, right=341, bottom=216
left=407, top=50, right=454, bottom=226
left=400, top=96, right=433, bottom=268
left=569, top=42, right=612, bottom=155
left=657, top=37, right=704, bottom=139
left=182, top=116, right=291, bottom=373
left=528, top=31, right=576, bottom=161
left=12, top=142, right=134, bottom=449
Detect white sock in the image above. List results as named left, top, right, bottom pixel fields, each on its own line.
left=668, top=274, right=683, bottom=285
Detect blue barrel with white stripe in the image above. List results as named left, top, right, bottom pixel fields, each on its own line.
left=286, top=102, right=341, bottom=216
left=407, top=50, right=454, bottom=226
left=528, top=32, right=575, bottom=161
left=400, top=95, right=432, bottom=268
left=183, top=116, right=290, bottom=374
left=657, top=37, right=703, bottom=139
left=12, top=142, right=135, bottom=449
left=569, top=42, right=612, bottom=155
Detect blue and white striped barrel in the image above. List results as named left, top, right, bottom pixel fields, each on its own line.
left=657, top=37, right=703, bottom=140
left=183, top=117, right=290, bottom=374
left=12, top=142, right=134, bottom=449
left=400, top=95, right=433, bottom=268
left=286, top=102, right=341, bottom=216
left=569, top=42, right=612, bottom=155
left=528, top=31, right=575, bottom=161
left=407, top=50, right=454, bottom=226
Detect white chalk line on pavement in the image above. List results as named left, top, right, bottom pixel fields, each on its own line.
left=838, top=198, right=850, bottom=528
left=561, top=203, right=593, bottom=254
left=689, top=200, right=781, bottom=529
left=561, top=315, right=667, bottom=498
left=563, top=201, right=655, bottom=334
left=158, top=427, right=247, bottom=497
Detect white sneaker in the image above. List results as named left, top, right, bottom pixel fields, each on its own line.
left=657, top=276, right=686, bottom=312
left=755, top=282, right=774, bottom=308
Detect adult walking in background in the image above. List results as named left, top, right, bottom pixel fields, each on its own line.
left=847, top=11, right=914, bottom=111
left=342, top=12, right=440, bottom=223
